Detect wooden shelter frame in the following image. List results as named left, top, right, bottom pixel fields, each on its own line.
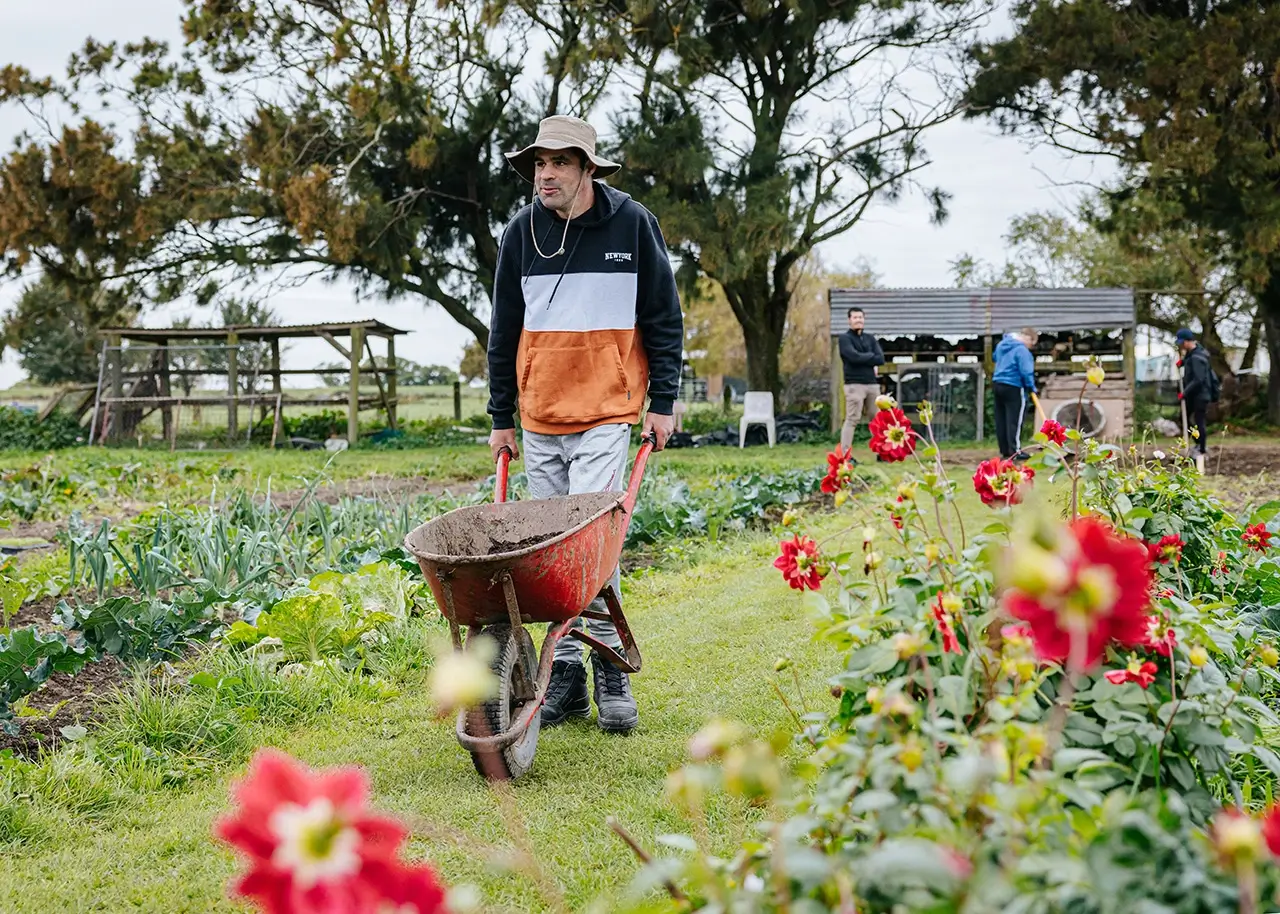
left=90, top=320, right=407, bottom=447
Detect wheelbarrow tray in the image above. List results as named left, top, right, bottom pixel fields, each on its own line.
left=404, top=491, right=629, bottom=628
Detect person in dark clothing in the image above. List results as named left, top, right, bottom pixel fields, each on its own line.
left=1176, top=327, right=1212, bottom=456
left=487, top=115, right=684, bottom=734
left=991, top=328, right=1038, bottom=459
left=838, top=308, right=886, bottom=450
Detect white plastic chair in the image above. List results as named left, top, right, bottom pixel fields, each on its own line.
left=739, top=391, right=776, bottom=447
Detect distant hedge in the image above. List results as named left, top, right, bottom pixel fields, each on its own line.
left=0, top=406, right=85, bottom=450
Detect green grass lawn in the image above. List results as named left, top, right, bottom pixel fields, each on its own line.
left=0, top=529, right=848, bottom=913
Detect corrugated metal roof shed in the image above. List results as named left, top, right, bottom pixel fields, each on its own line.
left=828, top=288, right=1135, bottom=337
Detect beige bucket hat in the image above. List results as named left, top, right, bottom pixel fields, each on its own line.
left=505, top=115, right=621, bottom=183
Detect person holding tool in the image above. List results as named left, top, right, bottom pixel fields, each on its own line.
left=992, top=327, right=1039, bottom=460
left=1176, top=327, right=1216, bottom=459
left=486, top=115, right=684, bottom=734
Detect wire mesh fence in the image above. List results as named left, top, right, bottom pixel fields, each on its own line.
left=891, top=363, right=984, bottom=443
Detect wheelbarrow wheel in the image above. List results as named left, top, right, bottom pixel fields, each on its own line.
left=466, top=624, right=540, bottom=781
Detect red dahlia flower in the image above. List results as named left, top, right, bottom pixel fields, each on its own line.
left=774, top=535, right=825, bottom=591
left=214, top=750, right=446, bottom=914
left=868, top=408, right=917, bottom=462
left=1104, top=659, right=1159, bottom=689
left=1148, top=534, right=1185, bottom=565
left=1001, top=516, right=1154, bottom=669
left=973, top=458, right=1035, bottom=507
left=1244, top=523, right=1273, bottom=553
left=1039, top=419, right=1067, bottom=446
left=932, top=594, right=963, bottom=654
left=1143, top=616, right=1177, bottom=658
left=821, top=445, right=855, bottom=493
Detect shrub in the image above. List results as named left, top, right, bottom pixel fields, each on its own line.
left=0, top=407, right=84, bottom=451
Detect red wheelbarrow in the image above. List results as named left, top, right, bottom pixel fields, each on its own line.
left=403, top=439, right=653, bottom=780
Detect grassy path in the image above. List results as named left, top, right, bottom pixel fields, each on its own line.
left=0, top=531, right=842, bottom=913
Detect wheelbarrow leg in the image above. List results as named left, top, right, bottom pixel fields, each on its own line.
left=572, top=584, right=642, bottom=674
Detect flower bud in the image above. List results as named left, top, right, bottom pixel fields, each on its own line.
left=722, top=742, right=781, bottom=801
left=665, top=768, right=705, bottom=810
left=1211, top=810, right=1264, bottom=865
left=689, top=718, right=745, bottom=761
left=875, top=394, right=896, bottom=411
left=1022, top=726, right=1048, bottom=758
left=892, top=632, right=925, bottom=659
left=1189, top=646, right=1208, bottom=667
left=897, top=482, right=917, bottom=501
left=781, top=509, right=798, bottom=527
left=861, top=526, right=877, bottom=544
left=940, top=593, right=963, bottom=616
left=924, top=543, right=941, bottom=564
left=429, top=643, right=499, bottom=717
left=1259, top=645, right=1280, bottom=668
left=899, top=739, right=925, bottom=771
left=834, top=490, right=849, bottom=507
left=883, top=692, right=916, bottom=717
left=1086, top=365, right=1105, bottom=386
left=864, top=551, right=883, bottom=571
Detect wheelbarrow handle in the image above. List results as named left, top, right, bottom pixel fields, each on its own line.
left=622, top=434, right=656, bottom=515
left=495, top=447, right=512, bottom=504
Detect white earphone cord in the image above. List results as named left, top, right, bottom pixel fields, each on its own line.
left=530, top=171, right=586, bottom=259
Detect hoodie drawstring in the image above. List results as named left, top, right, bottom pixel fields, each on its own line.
left=546, top=228, right=584, bottom=307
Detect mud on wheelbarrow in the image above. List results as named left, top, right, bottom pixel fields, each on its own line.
left=403, top=440, right=653, bottom=780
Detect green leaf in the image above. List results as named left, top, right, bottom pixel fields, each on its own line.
left=0, top=576, right=24, bottom=626
left=1250, top=501, right=1280, bottom=525
left=59, top=724, right=87, bottom=740
left=190, top=671, right=220, bottom=690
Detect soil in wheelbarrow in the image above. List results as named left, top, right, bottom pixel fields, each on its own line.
left=487, top=533, right=556, bottom=555
left=413, top=491, right=622, bottom=559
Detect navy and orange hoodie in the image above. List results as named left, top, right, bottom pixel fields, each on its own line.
left=486, top=182, right=684, bottom=435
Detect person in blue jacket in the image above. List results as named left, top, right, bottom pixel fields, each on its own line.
left=992, top=328, right=1038, bottom=459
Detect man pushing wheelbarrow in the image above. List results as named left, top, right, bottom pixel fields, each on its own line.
left=483, top=115, right=683, bottom=734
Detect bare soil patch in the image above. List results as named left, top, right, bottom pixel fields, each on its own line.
left=0, top=654, right=127, bottom=758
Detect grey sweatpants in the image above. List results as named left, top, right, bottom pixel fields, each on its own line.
left=523, top=423, right=629, bottom=664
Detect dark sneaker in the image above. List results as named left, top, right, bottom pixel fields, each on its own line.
left=541, top=660, right=589, bottom=726
left=591, top=654, right=639, bottom=733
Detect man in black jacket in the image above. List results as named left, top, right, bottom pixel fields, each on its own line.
left=838, top=308, right=886, bottom=450
left=1176, top=327, right=1212, bottom=456
left=486, top=115, right=684, bottom=734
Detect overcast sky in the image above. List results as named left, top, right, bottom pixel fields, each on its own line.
left=0, top=0, right=1116, bottom=389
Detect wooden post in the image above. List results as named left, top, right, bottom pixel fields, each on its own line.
left=227, top=331, right=239, bottom=441
left=108, top=333, right=123, bottom=442
left=453, top=379, right=462, bottom=420
left=348, top=324, right=364, bottom=445
left=385, top=334, right=398, bottom=429
left=270, top=338, right=282, bottom=445
left=1122, top=326, right=1136, bottom=381
left=829, top=335, right=842, bottom=436
left=982, top=335, right=994, bottom=378
left=159, top=340, right=173, bottom=443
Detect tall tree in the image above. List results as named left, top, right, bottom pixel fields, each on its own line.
left=0, top=275, right=137, bottom=385
left=965, top=0, right=1280, bottom=420
left=0, top=1, right=616, bottom=347
left=606, top=0, right=988, bottom=396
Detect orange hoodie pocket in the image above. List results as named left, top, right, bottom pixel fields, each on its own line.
left=520, top=343, right=632, bottom=425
